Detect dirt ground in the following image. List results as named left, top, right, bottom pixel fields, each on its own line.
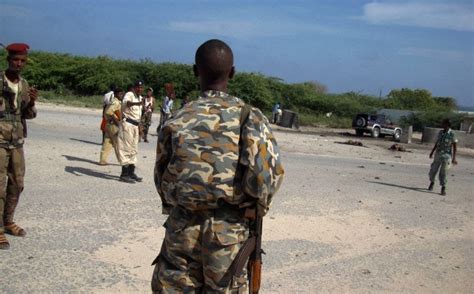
left=1, top=103, right=473, bottom=293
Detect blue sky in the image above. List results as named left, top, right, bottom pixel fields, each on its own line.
left=1, top=0, right=473, bottom=106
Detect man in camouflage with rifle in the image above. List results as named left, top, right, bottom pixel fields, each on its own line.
left=152, top=39, right=284, bottom=293
left=0, top=43, right=37, bottom=250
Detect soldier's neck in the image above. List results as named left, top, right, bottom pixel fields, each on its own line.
left=201, top=84, right=228, bottom=94
left=4, top=69, right=20, bottom=83
left=200, top=78, right=229, bottom=94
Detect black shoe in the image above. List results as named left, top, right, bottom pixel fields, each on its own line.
left=428, top=182, right=434, bottom=191
left=440, top=186, right=446, bottom=196
left=120, top=165, right=135, bottom=183
left=129, top=164, right=143, bottom=182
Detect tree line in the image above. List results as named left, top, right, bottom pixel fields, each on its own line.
left=0, top=50, right=462, bottom=129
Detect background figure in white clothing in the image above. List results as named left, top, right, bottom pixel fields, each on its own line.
left=117, top=80, right=144, bottom=184
left=158, top=83, right=175, bottom=130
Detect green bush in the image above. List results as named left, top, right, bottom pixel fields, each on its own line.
left=0, top=50, right=460, bottom=128
left=401, top=108, right=465, bottom=132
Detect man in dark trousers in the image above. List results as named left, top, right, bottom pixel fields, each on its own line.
left=152, top=39, right=284, bottom=292
left=0, top=43, right=37, bottom=249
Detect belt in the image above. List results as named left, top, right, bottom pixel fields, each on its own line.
left=125, top=117, right=140, bottom=126
left=0, top=112, right=22, bottom=122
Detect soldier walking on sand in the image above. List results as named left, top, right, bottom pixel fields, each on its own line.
left=428, top=118, right=458, bottom=196
left=151, top=39, right=284, bottom=292
left=0, top=43, right=37, bottom=250
left=99, top=88, right=124, bottom=165
left=117, top=80, right=144, bottom=183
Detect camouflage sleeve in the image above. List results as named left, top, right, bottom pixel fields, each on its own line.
left=21, top=79, right=37, bottom=120
left=240, top=108, right=284, bottom=215
left=154, top=127, right=173, bottom=215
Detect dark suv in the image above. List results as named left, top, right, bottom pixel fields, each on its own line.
left=352, top=113, right=402, bottom=141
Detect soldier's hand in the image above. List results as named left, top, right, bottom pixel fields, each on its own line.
left=452, top=159, right=458, bottom=165
left=29, top=86, right=38, bottom=103
left=429, top=153, right=433, bottom=159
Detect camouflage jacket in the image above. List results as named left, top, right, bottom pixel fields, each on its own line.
left=0, top=72, right=37, bottom=148
left=154, top=90, right=284, bottom=215
left=435, top=129, right=458, bottom=157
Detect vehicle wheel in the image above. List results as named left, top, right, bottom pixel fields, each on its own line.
left=371, top=127, right=380, bottom=138
left=394, top=129, right=402, bottom=142
left=356, top=129, right=364, bottom=137
left=356, top=117, right=366, bottom=127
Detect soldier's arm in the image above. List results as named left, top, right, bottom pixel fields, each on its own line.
left=154, top=127, right=173, bottom=214
left=452, top=135, right=458, bottom=165
left=240, top=108, right=284, bottom=216
left=21, top=81, right=37, bottom=119
left=430, top=132, right=442, bottom=158
left=105, top=101, right=121, bottom=122
left=126, top=101, right=142, bottom=107
left=429, top=142, right=437, bottom=158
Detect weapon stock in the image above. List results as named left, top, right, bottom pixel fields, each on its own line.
left=217, top=207, right=264, bottom=293
left=248, top=209, right=264, bottom=294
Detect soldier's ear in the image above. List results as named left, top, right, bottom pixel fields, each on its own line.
left=229, top=66, right=235, bottom=80
left=193, top=64, right=199, bottom=77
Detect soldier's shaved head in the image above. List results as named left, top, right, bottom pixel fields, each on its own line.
left=194, top=39, right=235, bottom=92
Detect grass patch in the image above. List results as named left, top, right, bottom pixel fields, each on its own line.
left=39, top=91, right=353, bottom=128
left=39, top=91, right=103, bottom=109
left=298, top=113, right=352, bottom=128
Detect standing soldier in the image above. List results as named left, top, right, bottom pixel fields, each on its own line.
left=428, top=118, right=458, bottom=195
left=152, top=39, right=284, bottom=292
left=141, top=87, right=155, bottom=143
left=99, top=88, right=124, bottom=165
left=117, top=80, right=144, bottom=183
left=0, top=43, right=37, bottom=250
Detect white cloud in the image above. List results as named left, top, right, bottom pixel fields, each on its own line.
left=361, top=2, right=474, bottom=32
left=399, top=47, right=469, bottom=61
left=167, top=20, right=336, bottom=39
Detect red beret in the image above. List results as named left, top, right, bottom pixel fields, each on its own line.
left=6, top=43, right=30, bottom=55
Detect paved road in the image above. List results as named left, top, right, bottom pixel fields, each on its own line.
left=1, top=105, right=473, bottom=293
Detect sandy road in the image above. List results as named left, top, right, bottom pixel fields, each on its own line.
left=1, top=103, right=473, bottom=293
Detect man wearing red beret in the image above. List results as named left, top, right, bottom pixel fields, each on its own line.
left=0, top=43, right=37, bottom=249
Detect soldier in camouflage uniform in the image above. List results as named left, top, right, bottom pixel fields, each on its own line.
left=428, top=119, right=458, bottom=196
left=140, top=87, right=155, bottom=143
left=151, top=39, right=284, bottom=293
left=0, top=43, right=37, bottom=250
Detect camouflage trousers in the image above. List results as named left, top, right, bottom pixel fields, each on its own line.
left=429, top=153, right=451, bottom=187
left=152, top=206, right=249, bottom=293
left=0, top=147, right=25, bottom=233
left=141, top=112, right=153, bottom=133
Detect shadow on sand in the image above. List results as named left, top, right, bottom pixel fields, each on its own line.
left=70, top=138, right=102, bottom=146
left=63, top=155, right=101, bottom=165
left=367, top=181, right=438, bottom=195
left=65, top=166, right=120, bottom=181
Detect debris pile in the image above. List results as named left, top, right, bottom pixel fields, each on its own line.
left=336, top=140, right=365, bottom=147
left=388, top=144, right=410, bottom=152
